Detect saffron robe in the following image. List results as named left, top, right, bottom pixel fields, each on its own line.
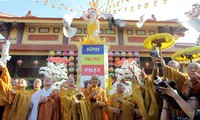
left=105, top=92, right=135, bottom=120
left=28, top=87, right=61, bottom=120
left=84, top=86, right=108, bottom=120
left=37, top=90, right=61, bottom=120
left=0, top=67, right=12, bottom=120
left=4, top=90, right=31, bottom=120
left=164, top=66, right=188, bottom=94
left=143, top=78, right=159, bottom=120
left=60, top=88, right=90, bottom=120
left=0, top=67, right=12, bottom=106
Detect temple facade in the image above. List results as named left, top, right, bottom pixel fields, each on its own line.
left=0, top=12, right=195, bottom=79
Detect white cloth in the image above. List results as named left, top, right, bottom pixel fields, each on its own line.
left=28, top=87, right=53, bottom=120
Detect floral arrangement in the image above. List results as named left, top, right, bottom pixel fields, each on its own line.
left=39, top=62, right=68, bottom=82
left=39, top=62, right=68, bottom=90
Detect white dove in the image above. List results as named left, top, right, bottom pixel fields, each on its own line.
left=63, top=12, right=77, bottom=38
left=0, top=40, right=11, bottom=68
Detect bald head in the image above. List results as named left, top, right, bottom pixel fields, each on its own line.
left=187, top=62, right=200, bottom=79
left=33, top=78, right=42, bottom=89
left=167, top=60, right=180, bottom=70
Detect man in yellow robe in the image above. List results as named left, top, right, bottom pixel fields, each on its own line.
left=0, top=77, right=31, bottom=120
left=60, top=76, right=90, bottom=120
left=84, top=74, right=108, bottom=120
left=158, top=58, right=200, bottom=96
left=105, top=82, right=135, bottom=120
left=129, top=64, right=159, bottom=120
left=29, top=78, right=42, bottom=94
left=0, top=64, right=12, bottom=120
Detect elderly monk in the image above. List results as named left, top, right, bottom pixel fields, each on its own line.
left=29, top=78, right=42, bottom=94
left=28, top=76, right=61, bottom=120
left=105, top=82, right=135, bottom=120
left=84, top=74, right=108, bottom=120
left=162, top=59, right=200, bottom=96
left=60, top=76, right=90, bottom=120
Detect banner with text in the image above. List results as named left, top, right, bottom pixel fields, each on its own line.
left=77, top=45, right=108, bottom=89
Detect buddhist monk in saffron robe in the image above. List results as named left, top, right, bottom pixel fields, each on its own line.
left=0, top=64, right=12, bottom=120
left=105, top=82, right=135, bottom=120
left=29, top=78, right=42, bottom=95
left=84, top=74, right=108, bottom=120
left=0, top=77, right=31, bottom=120
left=28, top=76, right=61, bottom=120
left=60, top=76, right=90, bottom=120
left=129, top=64, right=159, bottom=120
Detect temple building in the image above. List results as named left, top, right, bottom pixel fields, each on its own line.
left=0, top=11, right=196, bottom=79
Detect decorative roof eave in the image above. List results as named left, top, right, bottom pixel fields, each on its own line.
left=0, top=12, right=18, bottom=17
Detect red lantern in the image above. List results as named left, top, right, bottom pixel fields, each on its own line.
left=17, top=60, right=23, bottom=66
left=33, top=60, right=39, bottom=66
left=145, top=61, right=150, bottom=67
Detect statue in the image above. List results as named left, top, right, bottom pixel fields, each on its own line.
left=82, top=8, right=100, bottom=37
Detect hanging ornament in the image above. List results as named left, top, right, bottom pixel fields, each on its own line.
left=114, top=51, right=120, bottom=56
left=109, top=62, right=114, bottom=66
left=109, top=67, right=114, bottom=72
left=133, top=52, right=139, bottom=57
left=17, top=60, right=23, bottom=66
left=33, top=60, right=39, bottom=66
left=154, top=0, right=157, bottom=7
left=108, top=57, right=114, bottom=61
left=68, top=51, right=75, bottom=56
left=108, top=51, right=114, bottom=56
left=138, top=4, right=141, bottom=10
left=130, top=6, right=134, bottom=11
left=121, top=51, right=126, bottom=56
left=68, top=67, right=75, bottom=73
left=145, top=61, right=150, bottom=67
left=56, top=51, right=62, bottom=55
left=127, top=52, right=133, bottom=57
left=69, top=56, right=75, bottom=61
left=49, top=50, right=55, bottom=56
left=68, top=62, right=75, bottom=67
left=62, top=51, right=68, bottom=56
left=144, top=3, right=148, bottom=9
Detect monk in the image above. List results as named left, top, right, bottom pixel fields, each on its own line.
left=60, top=76, right=90, bottom=120
left=158, top=57, right=200, bottom=96
left=84, top=74, right=108, bottom=120
left=129, top=64, right=159, bottom=120
left=105, top=82, right=135, bottom=120
left=29, top=78, right=42, bottom=94
left=28, top=76, right=61, bottom=120
left=0, top=77, right=31, bottom=120
left=0, top=62, right=12, bottom=120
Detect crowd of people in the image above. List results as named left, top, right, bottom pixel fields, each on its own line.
left=0, top=55, right=200, bottom=120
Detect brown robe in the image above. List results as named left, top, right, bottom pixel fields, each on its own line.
left=37, top=90, right=61, bottom=120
